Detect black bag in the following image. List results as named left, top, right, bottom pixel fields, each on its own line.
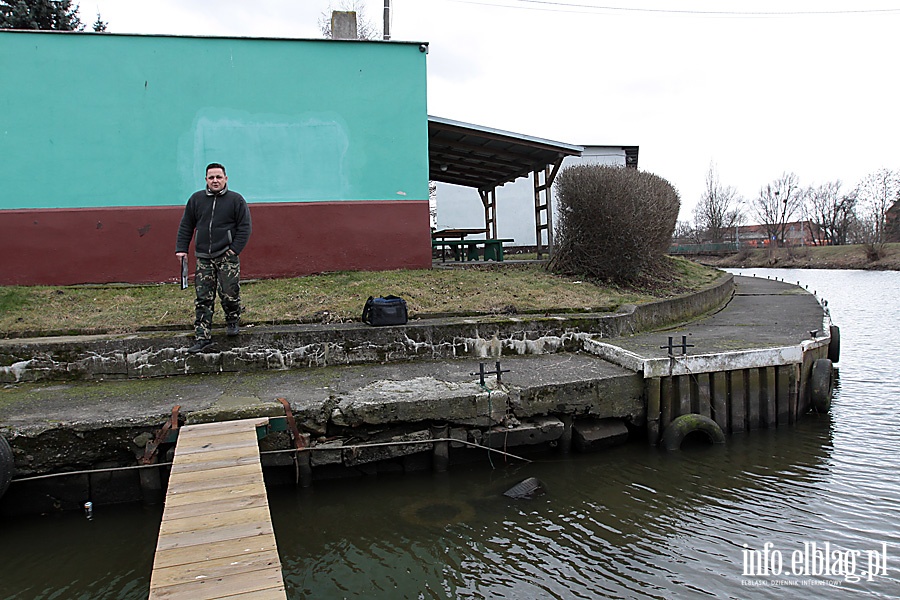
left=362, top=295, right=408, bottom=326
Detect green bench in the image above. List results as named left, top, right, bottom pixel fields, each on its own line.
left=431, top=238, right=515, bottom=262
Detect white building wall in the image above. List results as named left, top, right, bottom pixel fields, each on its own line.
left=434, top=146, right=628, bottom=245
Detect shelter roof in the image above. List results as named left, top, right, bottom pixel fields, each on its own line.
left=428, top=116, right=583, bottom=191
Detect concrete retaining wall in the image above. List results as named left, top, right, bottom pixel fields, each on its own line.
left=0, top=273, right=734, bottom=383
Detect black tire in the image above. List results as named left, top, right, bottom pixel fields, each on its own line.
left=828, top=325, right=840, bottom=364
left=810, top=358, right=834, bottom=413
left=0, top=436, right=12, bottom=500
left=661, top=414, right=726, bottom=451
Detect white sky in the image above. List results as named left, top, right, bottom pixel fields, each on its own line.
left=85, top=0, right=900, bottom=222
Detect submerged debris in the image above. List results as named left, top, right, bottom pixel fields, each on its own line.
left=503, top=476, right=546, bottom=500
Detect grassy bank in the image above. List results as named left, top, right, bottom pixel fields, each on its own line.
left=0, top=258, right=720, bottom=338
left=694, top=243, right=900, bottom=271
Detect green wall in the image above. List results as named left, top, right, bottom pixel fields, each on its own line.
left=0, top=31, right=429, bottom=209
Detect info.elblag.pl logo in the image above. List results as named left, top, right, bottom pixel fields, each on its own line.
left=742, top=541, right=889, bottom=584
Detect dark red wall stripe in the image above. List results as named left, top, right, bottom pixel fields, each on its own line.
left=0, top=201, right=432, bottom=285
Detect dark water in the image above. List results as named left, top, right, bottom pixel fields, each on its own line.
left=2, top=269, right=899, bottom=599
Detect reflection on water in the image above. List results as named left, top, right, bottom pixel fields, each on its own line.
left=0, top=503, right=160, bottom=600
left=2, top=270, right=899, bottom=599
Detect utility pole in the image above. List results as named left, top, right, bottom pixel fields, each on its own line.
left=383, top=0, right=391, bottom=40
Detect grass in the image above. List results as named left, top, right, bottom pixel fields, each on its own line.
left=0, top=258, right=723, bottom=338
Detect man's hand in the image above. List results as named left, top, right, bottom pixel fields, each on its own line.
left=176, top=252, right=187, bottom=261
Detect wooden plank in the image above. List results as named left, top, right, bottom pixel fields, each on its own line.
left=161, top=493, right=269, bottom=521
left=660, top=376, right=673, bottom=432
left=152, top=535, right=278, bottom=570
left=150, top=549, right=281, bottom=588
left=170, top=454, right=260, bottom=473
left=165, top=472, right=264, bottom=496
left=166, top=462, right=261, bottom=484
left=161, top=482, right=264, bottom=508
left=747, top=367, right=761, bottom=430
left=777, top=364, right=793, bottom=426
left=159, top=505, right=273, bottom=537
left=696, top=373, right=712, bottom=418
left=170, top=446, right=258, bottom=467
left=711, top=371, right=728, bottom=433
left=174, top=437, right=259, bottom=456
left=179, top=418, right=268, bottom=435
left=761, top=366, right=774, bottom=428
left=156, top=510, right=274, bottom=553
left=730, top=369, right=746, bottom=433
left=150, top=418, right=285, bottom=600
left=149, top=569, right=284, bottom=600
left=646, top=377, right=661, bottom=445
left=677, top=374, right=692, bottom=416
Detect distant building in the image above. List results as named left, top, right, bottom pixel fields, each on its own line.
left=731, top=221, right=824, bottom=247
left=887, top=200, right=900, bottom=243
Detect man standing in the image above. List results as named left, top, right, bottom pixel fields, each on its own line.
left=176, top=163, right=252, bottom=353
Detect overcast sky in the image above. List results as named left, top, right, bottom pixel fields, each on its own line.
left=86, top=0, right=900, bottom=222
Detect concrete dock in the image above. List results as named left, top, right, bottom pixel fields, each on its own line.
left=0, top=274, right=835, bottom=514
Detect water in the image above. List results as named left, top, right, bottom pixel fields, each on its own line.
left=2, top=269, right=899, bottom=599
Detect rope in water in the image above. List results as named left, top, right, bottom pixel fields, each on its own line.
left=8, top=437, right=529, bottom=484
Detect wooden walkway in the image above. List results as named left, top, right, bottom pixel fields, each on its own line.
left=148, top=418, right=287, bottom=600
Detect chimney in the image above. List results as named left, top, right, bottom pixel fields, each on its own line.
left=331, top=11, right=358, bottom=40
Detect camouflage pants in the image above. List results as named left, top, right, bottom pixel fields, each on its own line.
left=194, top=254, right=241, bottom=340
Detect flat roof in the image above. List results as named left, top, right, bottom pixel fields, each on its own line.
left=428, top=116, right=583, bottom=190
left=0, top=28, right=427, bottom=46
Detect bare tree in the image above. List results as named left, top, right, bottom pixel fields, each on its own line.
left=693, top=162, right=742, bottom=243
left=319, top=0, right=377, bottom=40
left=673, top=220, right=702, bottom=244
left=854, top=168, right=900, bottom=260
left=802, top=181, right=856, bottom=246
left=751, top=172, right=803, bottom=247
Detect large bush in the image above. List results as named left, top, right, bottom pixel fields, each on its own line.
left=549, top=165, right=680, bottom=283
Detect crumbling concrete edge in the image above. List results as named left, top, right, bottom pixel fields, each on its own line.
left=0, top=273, right=734, bottom=383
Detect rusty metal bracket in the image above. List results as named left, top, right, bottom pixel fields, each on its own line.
left=661, top=335, right=694, bottom=357
left=471, top=361, right=511, bottom=386
left=277, top=398, right=312, bottom=487
left=140, top=405, right=181, bottom=465
left=277, top=397, right=307, bottom=450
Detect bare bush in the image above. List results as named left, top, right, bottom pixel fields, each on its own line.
left=550, top=165, right=680, bottom=283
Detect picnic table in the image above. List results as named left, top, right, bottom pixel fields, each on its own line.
left=431, top=228, right=514, bottom=262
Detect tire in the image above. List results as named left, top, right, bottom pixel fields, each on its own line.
left=661, top=414, right=726, bottom=451
left=0, top=436, right=12, bottom=500
left=809, top=358, right=834, bottom=413
left=828, top=325, right=841, bottom=364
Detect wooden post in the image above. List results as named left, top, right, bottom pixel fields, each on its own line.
left=777, top=365, right=792, bottom=426
left=678, top=374, right=692, bottom=417
left=697, top=373, right=712, bottom=418
left=660, top=376, right=674, bottom=436
left=730, top=369, right=747, bottom=433
left=747, top=367, right=761, bottom=431
left=646, top=378, right=661, bottom=446
left=711, top=371, right=728, bottom=433
left=764, top=366, right=777, bottom=427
